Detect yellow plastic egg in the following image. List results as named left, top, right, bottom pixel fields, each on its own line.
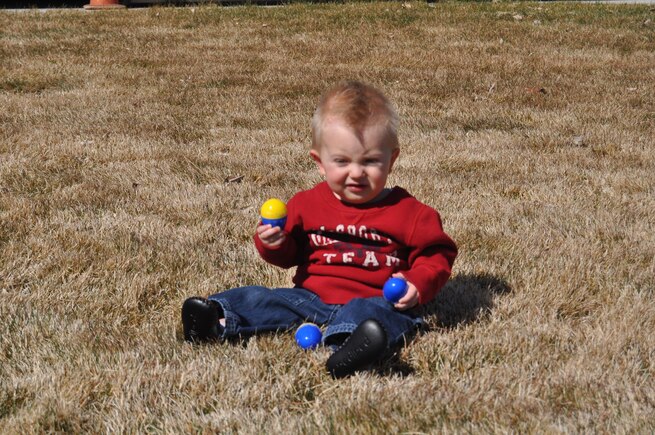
left=261, top=198, right=287, bottom=219
left=260, top=198, right=287, bottom=228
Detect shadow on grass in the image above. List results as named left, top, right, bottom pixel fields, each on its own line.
left=425, top=272, right=512, bottom=329
left=379, top=273, right=511, bottom=377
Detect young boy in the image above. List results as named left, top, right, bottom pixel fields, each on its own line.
left=182, top=81, right=457, bottom=378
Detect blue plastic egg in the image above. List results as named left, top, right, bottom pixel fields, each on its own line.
left=295, top=323, right=322, bottom=350
left=383, top=277, right=408, bottom=303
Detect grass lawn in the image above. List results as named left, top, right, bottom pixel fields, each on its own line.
left=1, top=1, right=654, bottom=432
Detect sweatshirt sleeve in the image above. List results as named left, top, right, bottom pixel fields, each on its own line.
left=402, top=207, right=458, bottom=305
left=254, top=231, right=299, bottom=269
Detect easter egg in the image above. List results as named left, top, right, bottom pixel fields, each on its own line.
left=295, top=323, right=322, bottom=350
left=260, top=198, right=287, bottom=228
left=383, top=277, right=408, bottom=303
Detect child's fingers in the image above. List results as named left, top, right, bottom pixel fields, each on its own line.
left=262, top=233, right=286, bottom=248
left=257, top=224, right=286, bottom=247
left=394, top=299, right=417, bottom=311
left=394, top=286, right=419, bottom=310
left=257, top=224, right=282, bottom=238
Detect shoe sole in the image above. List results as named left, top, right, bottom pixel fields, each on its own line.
left=326, top=319, right=388, bottom=378
left=182, top=297, right=220, bottom=342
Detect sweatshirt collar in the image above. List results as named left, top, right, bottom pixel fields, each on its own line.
left=317, top=181, right=406, bottom=211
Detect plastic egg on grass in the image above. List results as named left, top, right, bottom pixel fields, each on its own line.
left=295, top=323, right=322, bottom=350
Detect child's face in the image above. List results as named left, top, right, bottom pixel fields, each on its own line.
left=310, top=119, right=399, bottom=205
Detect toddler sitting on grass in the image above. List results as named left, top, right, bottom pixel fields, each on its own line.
left=182, top=81, right=457, bottom=378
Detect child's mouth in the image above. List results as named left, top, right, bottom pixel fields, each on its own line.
left=346, top=184, right=367, bottom=192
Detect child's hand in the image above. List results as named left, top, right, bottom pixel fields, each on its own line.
left=391, top=272, right=419, bottom=311
left=256, top=223, right=287, bottom=249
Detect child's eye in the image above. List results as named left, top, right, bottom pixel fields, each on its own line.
left=365, top=159, right=381, bottom=165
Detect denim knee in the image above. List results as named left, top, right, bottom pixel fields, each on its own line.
left=324, top=297, right=423, bottom=349
left=207, top=286, right=339, bottom=338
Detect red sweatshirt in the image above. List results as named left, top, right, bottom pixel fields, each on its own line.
left=254, top=182, right=457, bottom=305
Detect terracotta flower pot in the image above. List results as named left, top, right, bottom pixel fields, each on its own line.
left=84, top=0, right=126, bottom=10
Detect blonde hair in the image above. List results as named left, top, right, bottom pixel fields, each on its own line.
left=311, top=81, right=399, bottom=150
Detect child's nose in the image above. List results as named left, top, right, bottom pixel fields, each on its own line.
left=350, top=164, right=364, bottom=178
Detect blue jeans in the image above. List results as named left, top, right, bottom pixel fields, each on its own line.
left=208, top=286, right=424, bottom=349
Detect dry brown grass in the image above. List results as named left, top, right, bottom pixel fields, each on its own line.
left=1, top=1, right=654, bottom=432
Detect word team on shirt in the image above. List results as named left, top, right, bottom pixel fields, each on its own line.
left=309, top=224, right=402, bottom=269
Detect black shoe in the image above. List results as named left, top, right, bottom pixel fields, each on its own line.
left=326, top=319, right=388, bottom=378
left=182, top=297, right=222, bottom=343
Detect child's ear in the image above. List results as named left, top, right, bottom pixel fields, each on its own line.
left=310, top=149, right=326, bottom=177
left=389, top=148, right=400, bottom=173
